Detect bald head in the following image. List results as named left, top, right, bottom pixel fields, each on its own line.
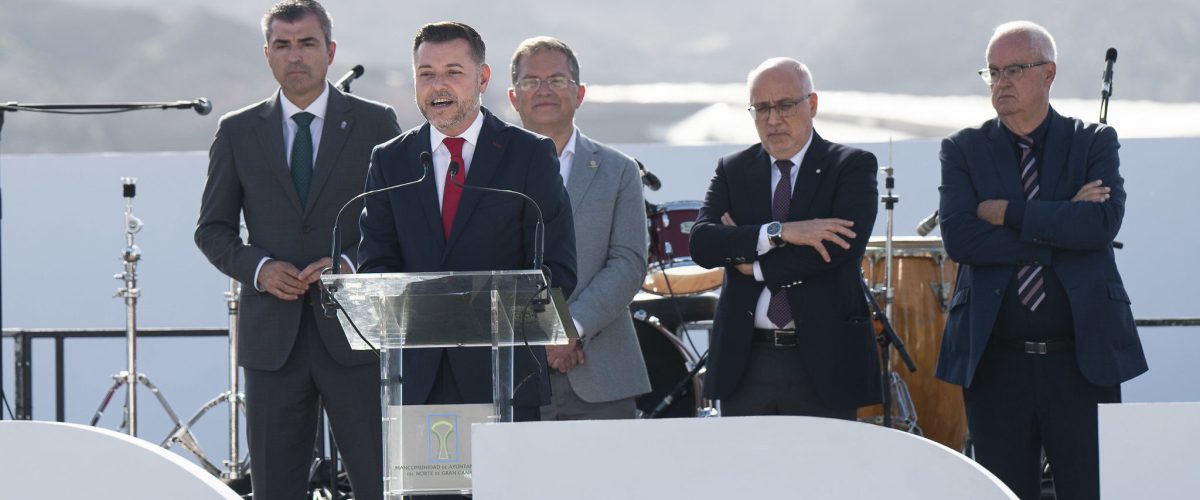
left=987, top=21, right=1057, bottom=63
left=748, top=57, right=814, bottom=96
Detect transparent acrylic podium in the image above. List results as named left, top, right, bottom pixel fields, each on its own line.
left=321, top=270, right=573, bottom=498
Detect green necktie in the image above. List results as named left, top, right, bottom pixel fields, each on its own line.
left=290, top=111, right=315, bottom=206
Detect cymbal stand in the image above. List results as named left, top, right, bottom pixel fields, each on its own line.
left=89, top=179, right=199, bottom=452
left=874, top=150, right=912, bottom=431
left=163, top=276, right=249, bottom=480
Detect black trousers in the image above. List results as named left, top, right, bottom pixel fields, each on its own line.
left=721, top=344, right=856, bottom=420
left=244, top=308, right=382, bottom=500
left=964, top=343, right=1120, bottom=500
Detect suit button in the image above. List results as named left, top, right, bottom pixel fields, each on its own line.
left=994, top=289, right=1001, bottom=296
left=302, top=225, right=313, bottom=233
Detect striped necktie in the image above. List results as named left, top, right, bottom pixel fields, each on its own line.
left=1016, top=135, right=1046, bottom=311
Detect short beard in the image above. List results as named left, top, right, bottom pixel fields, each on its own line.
left=421, top=92, right=481, bottom=133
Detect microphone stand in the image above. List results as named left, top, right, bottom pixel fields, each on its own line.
left=646, top=351, right=707, bottom=419
left=0, top=101, right=210, bottom=417
left=0, top=99, right=212, bottom=115
left=1099, top=48, right=1117, bottom=125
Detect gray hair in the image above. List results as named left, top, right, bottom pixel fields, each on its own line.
left=747, top=57, right=815, bottom=95
left=989, top=21, right=1057, bottom=62
left=510, top=36, right=581, bottom=84
left=262, top=0, right=333, bottom=45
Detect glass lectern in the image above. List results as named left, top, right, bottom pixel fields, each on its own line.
left=321, top=270, right=572, bottom=497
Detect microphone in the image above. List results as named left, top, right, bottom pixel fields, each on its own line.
left=335, top=65, right=365, bottom=93
left=166, top=98, right=212, bottom=115
left=1101, top=48, right=1117, bottom=98
left=636, top=159, right=661, bottom=191
left=447, top=160, right=546, bottom=276
left=323, top=151, right=432, bottom=317
left=191, top=98, right=212, bottom=116
left=916, top=210, right=939, bottom=236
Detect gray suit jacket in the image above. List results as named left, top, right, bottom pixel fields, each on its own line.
left=562, top=132, right=652, bottom=402
left=195, top=84, right=401, bottom=370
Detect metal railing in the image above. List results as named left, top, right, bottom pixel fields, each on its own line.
left=2, top=327, right=227, bottom=421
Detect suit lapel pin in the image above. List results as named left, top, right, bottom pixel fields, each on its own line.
left=340, top=120, right=347, bottom=129
left=815, top=169, right=822, bottom=174
left=493, top=141, right=503, bottom=150
left=588, top=160, right=597, bottom=169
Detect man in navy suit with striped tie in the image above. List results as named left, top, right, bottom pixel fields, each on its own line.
left=936, top=21, right=1147, bottom=500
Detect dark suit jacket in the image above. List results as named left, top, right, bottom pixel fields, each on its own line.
left=689, top=132, right=882, bottom=409
left=195, top=84, right=401, bottom=370
left=935, top=108, right=1148, bottom=388
left=357, top=107, right=577, bottom=408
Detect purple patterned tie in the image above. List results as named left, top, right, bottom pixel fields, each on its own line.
left=766, top=160, right=794, bottom=327
left=1016, top=136, right=1046, bottom=311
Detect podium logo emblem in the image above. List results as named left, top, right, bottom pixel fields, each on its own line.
left=428, top=414, right=459, bottom=462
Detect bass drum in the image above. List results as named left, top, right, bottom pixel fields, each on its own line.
left=857, top=236, right=967, bottom=452
left=630, top=293, right=715, bottom=418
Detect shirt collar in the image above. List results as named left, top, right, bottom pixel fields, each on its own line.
left=429, top=109, right=485, bottom=151
left=279, top=84, right=330, bottom=121
left=1002, top=106, right=1053, bottom=146
left=562, top=127, right=579, bottom=158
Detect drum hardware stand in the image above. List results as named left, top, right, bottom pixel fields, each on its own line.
left=860, top=273, right=919, bottom=431
left=89, top=178, right=202, bottom=456
left=645, top=351, right=709, bottom=419
left=880, top=142, right=897, bottom=322
left=868, top=148, right=922, bottom=433
left=164, top=275, right=250, bottom=484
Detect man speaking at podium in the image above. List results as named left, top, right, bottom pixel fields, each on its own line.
left=357, top=21, right=577, bottom=422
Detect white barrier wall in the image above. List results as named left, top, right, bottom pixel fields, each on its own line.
left=1099, top=403, right=1200, bottom=499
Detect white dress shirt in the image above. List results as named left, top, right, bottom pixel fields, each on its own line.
left=752, top=130, right=813, bottom=329
left=557, top=128, right=578, bottom=186
left=279, top=86, right=329, bottom=168
left=428, top=110, right=485, bottom=209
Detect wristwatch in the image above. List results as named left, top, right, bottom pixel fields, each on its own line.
left=766, top=221, right=785, bottom=247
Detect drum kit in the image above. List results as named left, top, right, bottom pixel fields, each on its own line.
left=634, top=160, right=968, bottom=453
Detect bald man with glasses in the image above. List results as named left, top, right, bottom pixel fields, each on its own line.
left=689, top=57, right=881, bottom=418
left=935, top=21, right=1146, bottom=499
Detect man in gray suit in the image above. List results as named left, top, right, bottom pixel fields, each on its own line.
left=507, top=36, right=651, bottom=420
left=194, top=1, right=400, bottom=498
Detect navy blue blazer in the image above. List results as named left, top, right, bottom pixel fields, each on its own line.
left=689, top=132, right=882, bottom=409
left=357, top=107, right=577, bottom=407
left=935, top=108, right=1147, bottom=388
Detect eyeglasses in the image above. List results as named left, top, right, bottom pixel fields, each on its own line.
left=747, top=94, right=812, bottom=121
left=515, top=76, right=577, bottom=92
left=978, top=61, right=1051, bottom=85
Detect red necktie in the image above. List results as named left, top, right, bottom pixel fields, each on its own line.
left=441, top=137, right=467, bottom=240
